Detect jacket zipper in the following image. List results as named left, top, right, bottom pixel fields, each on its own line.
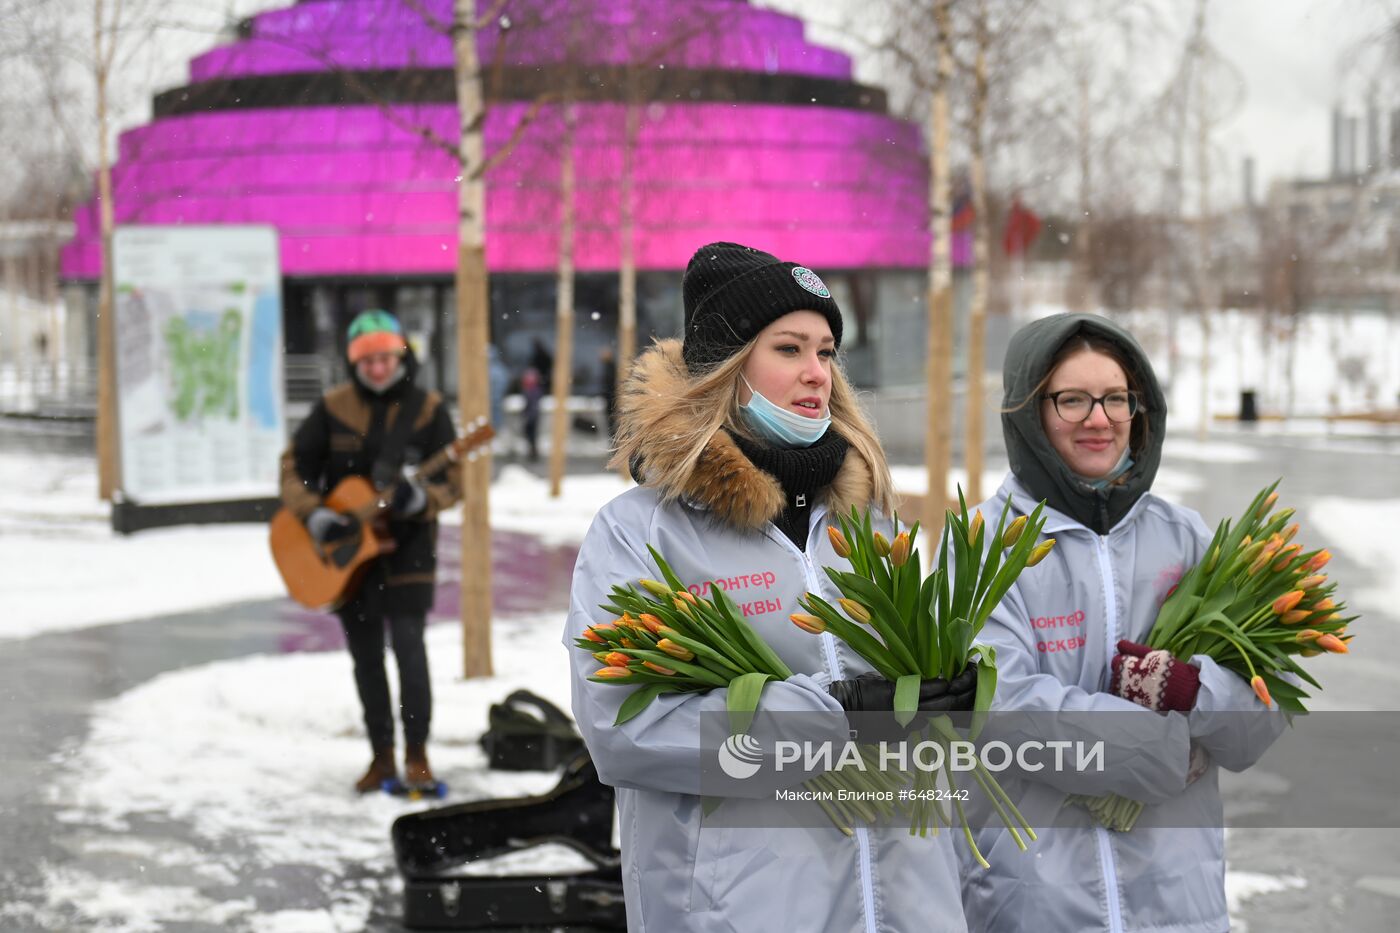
left=1093, top=534, right=1125, bottom=933
left=783, top=519, right=879, bottom=933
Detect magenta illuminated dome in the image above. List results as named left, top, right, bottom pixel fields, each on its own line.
left=60, top=0, right=931, bottom=280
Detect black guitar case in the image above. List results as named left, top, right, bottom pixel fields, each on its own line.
left=392, top=752, right=626, bottom=931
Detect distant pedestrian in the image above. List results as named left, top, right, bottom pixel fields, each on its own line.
left=520, top=366, right=543, bottom=462
left=487, top=344, right=509, bottom=434
left=597, top=346, right=617, bottom=442
left=530, top=338, right=554, bottom=395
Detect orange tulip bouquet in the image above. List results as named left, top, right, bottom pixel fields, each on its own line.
left=790, top=497, right=1054, bottom=867
left=1072, top=480, right=1357, bottom=831
left=575, top=547, right=910, bottom=832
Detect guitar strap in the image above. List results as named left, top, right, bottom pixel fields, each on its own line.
left=370, top=389, right=426, bottom=491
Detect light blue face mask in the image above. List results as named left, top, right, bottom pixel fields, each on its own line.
left=739, top=376, right=831, bottom=448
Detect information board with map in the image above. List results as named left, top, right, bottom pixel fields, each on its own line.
left=112, top=226, right=284, bottom=504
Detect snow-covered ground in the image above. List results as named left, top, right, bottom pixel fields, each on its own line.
left=3, top=424, right=1393, bottom=930
left=0, top=455, right=624, bottom=642
left=26, top=616, right=574, bottom=933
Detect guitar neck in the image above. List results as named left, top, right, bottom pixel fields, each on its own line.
left=415, top=425, right=493, bottom=482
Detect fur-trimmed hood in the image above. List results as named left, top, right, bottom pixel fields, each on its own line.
left=615, top=339, right=874, bottom=531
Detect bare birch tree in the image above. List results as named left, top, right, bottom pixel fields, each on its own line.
left=444, top=0, right=508, bottom=677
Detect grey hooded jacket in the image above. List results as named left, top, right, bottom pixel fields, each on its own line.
left=564, top=341, right=968, bottom=933
left=961, top=314, right=1286, bottom=933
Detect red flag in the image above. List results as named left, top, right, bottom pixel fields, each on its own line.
left=1002, top=197, right=1041, bottom=257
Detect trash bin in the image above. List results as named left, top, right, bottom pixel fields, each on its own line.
left=1239, top=390, right=1258, bottom=423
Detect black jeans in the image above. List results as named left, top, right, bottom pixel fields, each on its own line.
left=338, top=607, right=431, bottom=751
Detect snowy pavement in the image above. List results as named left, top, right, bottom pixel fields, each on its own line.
left=1, top=431, right=1397, bottom=931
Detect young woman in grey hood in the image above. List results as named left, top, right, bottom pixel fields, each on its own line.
left=960, top=313, right=1286, bottom=933
left=564, top=243, right=975, bottom=933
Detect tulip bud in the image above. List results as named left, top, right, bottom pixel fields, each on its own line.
left=1002, top=515, right=1029, bottom=548
left=642, top=660, right=677, bottom=676
left=672, top=597, right=693, bottom=616
left=675, top=589, right=698, bottom=605
left=1300, top=647, right=1321, bottom=657
left=873, top=532, right=891, bottom=558
left=1312, top=597, right=1335, bottom=613
left=790, top=613, right=827, bottom=635
left=1026, top=539, right=1056, bottom=567
left=1280, top=523, right=1299, bottom=546
left=827, top=526, right=851, bottom=558
left=1257, top=492, right=1279, bottom=518
left=890, top=532, right=912, bottom=568
left=640, top=579, right=673, bottom=598
left=1250, top=675, right=1272, bottom=707
left=1280, top=609, right=1310, bottom=625
left=1299, top=575, right=1327, bottom=591
left=1203, top=545, right=1220, bottom=573
left=621, top=637, right=639, bottom=648
left=1272, top=591, right=1305, bottom=615
left=1294, top=629, right=1323, bottom=643
left=1315, top=633, right=1348, bottom=654
left=638, top=613, right=664, bottom=633
left=1303, top=550, right=1332, bottom=572
left=594, top=666, right=632, bottom=680
left=838, top=598, right=873, bottom=624
left=605, top=651, right=630, bottom=668
left=1240, top=535, right=1252, bottom=549
left=583, top=623, right=615, bottom=644
left=1271, top=544, right=1301, bottom=572
left=657, top=638, right=696, bottom=661
left=967, top=510, right=984, bottom=545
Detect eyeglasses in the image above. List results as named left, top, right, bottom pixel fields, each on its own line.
left=1041, top=390, right=1140, bottom=424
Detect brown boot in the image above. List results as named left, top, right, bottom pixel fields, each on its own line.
left=354, top=747, right=398, bottom=794
left=404, top=743, right=436, bottom=789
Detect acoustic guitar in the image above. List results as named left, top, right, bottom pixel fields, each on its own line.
left=269, top=420, right=495, bottom=610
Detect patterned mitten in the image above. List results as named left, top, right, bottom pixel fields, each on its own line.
left=1110, top=639, right=1200, bottom=712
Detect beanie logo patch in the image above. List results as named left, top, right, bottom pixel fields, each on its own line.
left=791, top=267, right=831, bottom=299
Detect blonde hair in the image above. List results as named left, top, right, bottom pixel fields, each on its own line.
left=609, top=340, right=895, bottom=515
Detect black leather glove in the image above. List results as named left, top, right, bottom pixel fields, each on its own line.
left=306, top=507, right=355, bottom=543
left=827, top=665, right=980, bottom=714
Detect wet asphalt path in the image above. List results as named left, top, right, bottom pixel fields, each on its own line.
left=1, top=429, right=1397, bottom=930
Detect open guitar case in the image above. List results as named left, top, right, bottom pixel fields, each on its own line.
left=392, top=694, right=626, bottom=931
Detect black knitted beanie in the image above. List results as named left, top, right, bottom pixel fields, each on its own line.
left=681, top=241, right=843, bottom=374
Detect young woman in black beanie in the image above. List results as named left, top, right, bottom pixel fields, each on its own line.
left=564, top=242, right=974, bottom=932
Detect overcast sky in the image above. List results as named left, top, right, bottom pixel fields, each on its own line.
left=770, top=0, right=1396, bottom=201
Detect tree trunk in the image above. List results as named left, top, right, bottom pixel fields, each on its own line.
left=964, top=0, right=990, bottom=506
left=923, top=0, right=955, bottom=536
left=1191, top=0, right=1212, bottom=440
left=548, top=102, right=577, bottom=497
left=94, top=0, right=120, bottom=501
left=452, top=0, right=494, bottom=678
left=615, top=98, right=639, bottom=479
